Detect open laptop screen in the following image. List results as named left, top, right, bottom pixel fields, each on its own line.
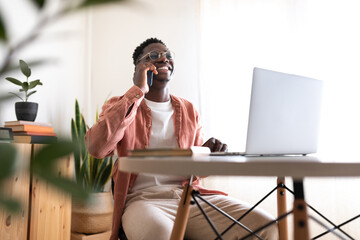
left=245, top=67, right=323, bottom=155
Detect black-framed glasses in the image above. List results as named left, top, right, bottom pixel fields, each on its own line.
left=138, top=50, right=175, bottom=63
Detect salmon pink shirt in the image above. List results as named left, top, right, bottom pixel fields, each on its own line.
left=85, top=85, right=226, bottom=240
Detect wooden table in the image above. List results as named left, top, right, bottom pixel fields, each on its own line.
left=118, top=155, right=360, bottom=240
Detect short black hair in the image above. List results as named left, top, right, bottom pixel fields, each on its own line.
left=132, top=38, right=166, bottom=65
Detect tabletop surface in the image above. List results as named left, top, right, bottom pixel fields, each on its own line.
left=118, top=155, right=360, bottom=178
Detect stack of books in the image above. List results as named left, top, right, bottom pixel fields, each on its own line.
left=4, top=120, right=57, bottom=144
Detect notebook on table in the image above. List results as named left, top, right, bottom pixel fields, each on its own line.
left=211, top=67, right=323, bottom=157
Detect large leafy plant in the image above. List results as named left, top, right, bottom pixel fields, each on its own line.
left=5, top=60, right=43, bottom=102
left=71, top=99, right=113, bottom=192
left=0, top=0, right=128, bottom=212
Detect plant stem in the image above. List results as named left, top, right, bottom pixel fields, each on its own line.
left=25, top=76, right=28, bottom=102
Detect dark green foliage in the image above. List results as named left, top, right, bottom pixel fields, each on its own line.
left=0, top=13, right=7, bottom=42
left=30, top=0, right=46, bottom=9
left=5, top=60, right=43, bottom=102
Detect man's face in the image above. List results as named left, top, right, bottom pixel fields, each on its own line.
left=138, top=43, right=175, bottom=84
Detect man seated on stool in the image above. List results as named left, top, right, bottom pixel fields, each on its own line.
left=85, top=38, right=278, bottom=240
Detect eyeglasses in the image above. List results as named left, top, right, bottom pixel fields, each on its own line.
left=137, top=50, right=175, bottom=63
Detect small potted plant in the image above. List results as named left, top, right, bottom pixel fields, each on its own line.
left=5, top=59, right=43, bottom=121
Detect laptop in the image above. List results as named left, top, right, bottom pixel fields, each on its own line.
left=211, top=67, right=323, bottom=156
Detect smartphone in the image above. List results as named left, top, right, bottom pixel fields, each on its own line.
left=147, top=71, right=153, bottom=87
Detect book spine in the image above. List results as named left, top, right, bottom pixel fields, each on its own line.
left=13, top=135, right=57, bottom=144
left=13, top=131, right=57, bottom=136
left=10, top=125, right=54, bottom=133
left=4, top=121, right=52, bottom=127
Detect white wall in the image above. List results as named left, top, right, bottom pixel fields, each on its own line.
left=88, top=0, right=201, bottom=122
left=0, top=0, right=90, bottom=137
left=199, top=0, right=360, bottom=238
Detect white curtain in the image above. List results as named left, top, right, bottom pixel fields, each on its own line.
left=199, top=0, right=360, bottom=161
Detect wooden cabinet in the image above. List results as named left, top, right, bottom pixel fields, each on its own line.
left=0, top=144, right=72, bottom=240
left=0, top=144, right=31, bottom=240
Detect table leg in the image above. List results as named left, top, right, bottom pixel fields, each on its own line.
left=277, top=177, right=289, bottom=240
left=293, top=180, right=309, bottom=240
left=170, top=183, right=193, bottom=240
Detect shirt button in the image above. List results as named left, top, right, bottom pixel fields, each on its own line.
left=147, top=124, right=151, bottom=128
left=136, top=94, right=140, bottom=98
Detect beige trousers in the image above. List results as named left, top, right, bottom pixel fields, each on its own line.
left=122, top=186, right=278, bottom=240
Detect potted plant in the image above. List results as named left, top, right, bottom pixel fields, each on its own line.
left=5, top=59, right=43, bottom=121
left=70, top=99, right=114, bottom=235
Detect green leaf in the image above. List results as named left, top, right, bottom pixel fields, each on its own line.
left=78, top=0, right=127, bottom=8
left=37, top=171, right=89, bottom=201
left=26, top=90, right=37, bottom=98
left=0, top=145, right=21, bottom=212
left=96, top=157, right=113, bottom=192
left=30, top=140, right=88, bottom=201
left=8, top=92, right=24, bottom=101
left=0, top=94, right=16, bottom=101
left=88, top=155, right=95, bottom=187
left=0, top=13, right=7, bottom=42
left=79, top=114, right=87, bottom=160
left=80, top=153, right=91, bottom=189
left=19, top=60, right=31, bottom=77
left=32, top=140, right=76, bottom=170
left=93, top=157, right=108, bottom=190
left=85, top=154, right=91, bottom=188
left=71, top=119, right=81, bottom=181
left=22, top=82, right=29, bottom=92
left=5, top=77, right=23, bottom=86
left=71, top=118, right=79, bottom=143
left=0, top=145, right=17, bottom=180
left=95, top=107, right=100, bottom=123
left=79, top=154, right=88, bottom=186
left=0, top=195, right=22, bottom=213
left=75, top=99, right=81, bottom=136
left=91, top=157, right=100, bottom=183
left=29, top=79, right=42, bottom=89
left=1, top=58, right=54, bottom=75
left=30, top=0, right=46, bottom=9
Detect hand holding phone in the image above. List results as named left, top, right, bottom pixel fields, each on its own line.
left=147, top=70, right=153, bottom=87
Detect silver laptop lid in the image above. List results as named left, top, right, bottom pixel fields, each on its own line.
left=245, top=67, right=323, bottom=155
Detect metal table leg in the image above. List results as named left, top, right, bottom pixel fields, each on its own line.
left=293, top=179, right=310, bottom=240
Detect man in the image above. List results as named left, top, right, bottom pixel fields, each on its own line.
left=85, top=38, right=278, bottom=240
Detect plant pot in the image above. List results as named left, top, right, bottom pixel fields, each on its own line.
left=71, top=191, right=113, bottom=234
left=15, top=102, right=38, bottom=121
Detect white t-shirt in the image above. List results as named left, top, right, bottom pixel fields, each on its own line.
left=131, top=98, right=187, bottom=192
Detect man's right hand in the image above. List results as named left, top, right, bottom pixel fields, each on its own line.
left=133, top=62, right=158, bottom=94
left=202, top=137, right=228, bottom=152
